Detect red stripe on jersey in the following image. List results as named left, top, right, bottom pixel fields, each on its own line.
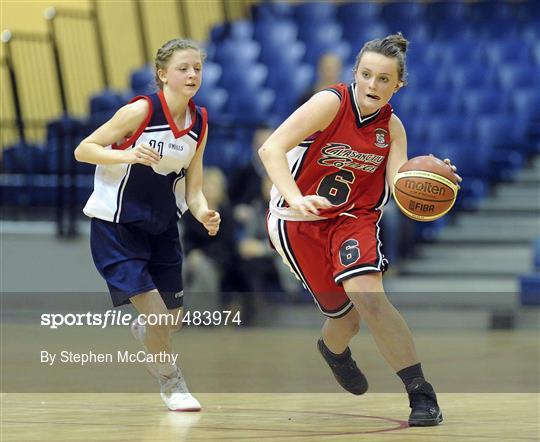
left=112, top=96, right=153, bottom=150
left=158, top=90, right=198, bottom=138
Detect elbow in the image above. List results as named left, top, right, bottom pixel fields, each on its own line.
left=74, top=146, right=82, bottom=162
left=258, top=144, right=270, bottom=163
left=73, top=144, right=82, bottom=162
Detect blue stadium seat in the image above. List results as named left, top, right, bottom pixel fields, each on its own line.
left=389, top=89, right=417, bottom=116
left=130, top=66, right=155, bottom=96
left=385, top=22, right=430, bottom=43
left=405, top=63, right=446, bottom=91
left=426, top=0, right=467, bottom=23
left=254, top=20, right=298, bottom=47
left=520, top=273, right=540, bottom=306
left=498, top=64, right=540, bottom=90
left=219, top=62, right=267, bottom=93
left=425, top=115, right=472, bottom=145
left=475, top=115, right=516, bottom=147
left=398, top=114, right=431, bottom=156
left=474, top=18, right=520, bottom=39
left=449, top=64, right=497, bottom=90
left=514, top=0, right=540, bottom=20
left=227, top=88, right=275, bottom=124
left=430, top=19, right=473, bottom=40
left=380, top=1, right=426, bottom=27
left=210, top=20, right=254, bottom=43
left=485, top=39, right=532, bottom=65
left=342, top=22, right=389, bottom=49
left=405, top=41, right=438, bottom=66
left=269, top=63, right=315, bottom=119
left=512, top=88, right=540, bottom=115
left=337, top=2, right=381, bottom=25
left=204, top=136, right=246, bottom=172
left=46, top=117, right=93, bottom=174
left=295, top=2, right=337, bottom=25
left=533, top=40, right=540, bottom=64
left=437, top=38, right=486, bottom=66
left=253, top=1, right=294, bottom=21
left=2, top=142, right=48, bottom=174
left=461, top=89, right=510, bottom=116
left=202, top=61, right=222, bottom=88
left=298, top=21, right=342, bottom=46
left=195, top=85, right=228, bottom=116
left=89, top=90, right=125, bottom=116
left=228, top=20, right=254, bottom=40
left=469, top=0, right=512, bottom=22
left=534, top=237, right=540, bottom=270
left=214, top=39, right=260, bottom=65
left=416, top=91, right=459, bottom=115
left=260, top=40, right=305, bottom=67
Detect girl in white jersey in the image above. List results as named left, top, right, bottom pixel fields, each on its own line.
left=75, top=39, right=220, bottom=411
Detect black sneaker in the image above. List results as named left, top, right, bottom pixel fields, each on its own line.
left=317, top=338, right=368, bottom=395
left=406, top=377, right=443, bottom=426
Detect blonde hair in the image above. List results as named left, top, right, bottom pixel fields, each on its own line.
left=354, top=33, right=409, bottom=85
left=154, top=38, right=206, bottom=89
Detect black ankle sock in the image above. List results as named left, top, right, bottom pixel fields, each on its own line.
left=397, top=363, right=425, bottom=387
left=320, top=338, right=349, bottom=361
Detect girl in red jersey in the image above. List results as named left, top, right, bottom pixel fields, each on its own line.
left=260, top=33, right=461, bottom=426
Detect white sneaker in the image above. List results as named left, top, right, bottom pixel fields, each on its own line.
left=130, top=317, right=159, bottom=378
left=159, top=367, right=201, bottom=412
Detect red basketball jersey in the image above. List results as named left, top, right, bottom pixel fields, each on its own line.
left=270, top=83, right=393, bottom=221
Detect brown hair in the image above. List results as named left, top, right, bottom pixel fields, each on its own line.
left=155, top=38, right=206, bottom=89
left=354, top=33, right=409, bottom=85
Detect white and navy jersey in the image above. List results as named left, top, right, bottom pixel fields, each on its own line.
left=83, top=90, right=207, bottom=234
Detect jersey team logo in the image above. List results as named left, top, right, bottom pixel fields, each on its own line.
left=374, top=128, right=389, bottom=148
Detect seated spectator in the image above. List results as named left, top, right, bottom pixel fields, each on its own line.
left=298, top=52, right=343, bottom=105
left=236, top=176, right=303, bottom=297
left=182, top=168, right=252, bottom=319
left=229, top=125, right=274, bottom=206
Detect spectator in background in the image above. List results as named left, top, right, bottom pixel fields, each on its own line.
left=229, top=125, right=274, bottom=206
left=182, top=167, right=253, bottom=321
left=237, top=176, right=303, bottom=297
left=299, top=52, right=344, bottom=106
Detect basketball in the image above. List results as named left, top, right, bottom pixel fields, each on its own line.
left=393, top=155, right=459, bottom=222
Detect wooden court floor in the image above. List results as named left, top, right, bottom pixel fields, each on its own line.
left=2, top=392, right=538, bottom=441
left=1, top=327, right=539, bottom=441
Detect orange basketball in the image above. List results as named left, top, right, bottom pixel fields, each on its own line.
left=393, top=155, right=459, bottom=222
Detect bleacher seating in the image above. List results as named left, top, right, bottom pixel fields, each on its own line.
left=3, top=0, right=540, bottom=269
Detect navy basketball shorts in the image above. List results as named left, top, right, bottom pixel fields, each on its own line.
left=267, top=211, right=388, bottom=318
left=90, top=218, right=184, bottom=309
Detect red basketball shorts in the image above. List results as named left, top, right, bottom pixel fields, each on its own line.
left=267, top=211, right=388, bottom=318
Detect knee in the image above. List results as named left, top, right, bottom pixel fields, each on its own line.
left=343, top=313, right=361, bottom=335
left=328, top=312, right=360, bottom=336
left=348, top=319, right=360, bottom=336
left=145, top=322, right=171, bottom=337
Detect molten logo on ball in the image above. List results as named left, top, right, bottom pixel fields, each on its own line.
left=403, top=180, right=447, bottom=197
